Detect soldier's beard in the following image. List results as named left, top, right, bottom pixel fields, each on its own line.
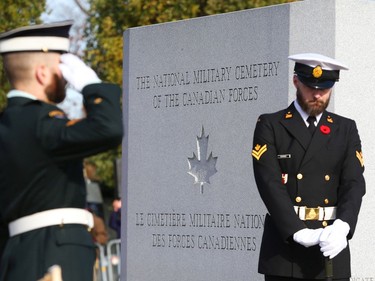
left=46, top=73, right=66, bottom=104
left=296, top=88, right=330, bottom=116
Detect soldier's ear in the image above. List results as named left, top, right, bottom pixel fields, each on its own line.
left=35, top=64, right=52, bottom=86
left=293, top=74, right=299, bottom=88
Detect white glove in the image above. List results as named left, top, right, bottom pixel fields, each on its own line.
left=319, top=219, right=350, bottom=259
left=59, top=54, right=101, bottom=92
left=293, top=228, right=323, bottom=248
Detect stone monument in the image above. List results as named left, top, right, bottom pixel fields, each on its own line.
left=122, top=0, right=375, bottom=280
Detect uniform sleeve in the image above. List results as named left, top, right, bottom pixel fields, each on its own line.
left=337, top=120, right=365, bottom=238
left=252, top=115, right=305, bottom=241
left=37, top=83, right=123, bottom=162
left=0, top=217, right=9, bottom=264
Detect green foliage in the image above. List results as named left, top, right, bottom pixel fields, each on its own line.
left=86, top=147, right=121, bottom=192
left=0, top=0, right=298, bottom=193
left=83, top=0, right=297, bottom=190
left=84, top=0, right=297, bottom=85
left=0, top=0, right=46, bottom=111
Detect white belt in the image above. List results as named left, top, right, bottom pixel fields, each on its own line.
left=8, top=208, right=94, bottom=237
left=294, top=206, right=336, bottom=221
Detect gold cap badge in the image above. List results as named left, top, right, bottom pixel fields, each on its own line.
left=312, top=65, right=323, bottom=78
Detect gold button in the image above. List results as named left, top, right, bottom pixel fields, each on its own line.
left=322, top=221, right=328, bottom=227
left=94, top=97, right=103, bottom=104
left=297, top=173, right=303, bottom=180
left=295, top=196, right=302, bottom=203
left=325, top=175, right=330, bottom=181
left=324, top=199, right=329, bottom=204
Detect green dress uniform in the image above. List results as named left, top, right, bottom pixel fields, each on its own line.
left=252, top=102, right=365, bottom=279
left=0, top=83, right=123, bottom=281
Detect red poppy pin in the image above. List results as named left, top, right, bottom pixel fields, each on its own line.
left=320, top=125, right=330, bottom=135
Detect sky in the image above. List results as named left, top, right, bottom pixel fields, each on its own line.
left=41, top=0, right=88, bottom=23
left=41, top=0, right=89, bottom=56
left=43, top=0, right=90, bottom=112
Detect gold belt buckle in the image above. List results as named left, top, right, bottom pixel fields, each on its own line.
left=305, top=207, right=320, bottom=220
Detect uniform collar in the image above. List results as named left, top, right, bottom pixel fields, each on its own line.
left=7, top=89, right=37, bottom=100
left=293, top=100, right=322, bottom=127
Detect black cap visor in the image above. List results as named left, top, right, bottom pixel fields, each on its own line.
left=297, top=75, right=336, bottom=89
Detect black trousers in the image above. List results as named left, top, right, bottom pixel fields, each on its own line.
left=0, top=225, right=96, bottom=281
left=265, top=276, right=349, bottom=281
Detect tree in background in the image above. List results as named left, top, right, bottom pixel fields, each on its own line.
left=0, top=0, right=297, bottom=193
left=81, top=0, right=296, bottom=193
left=0, top=1, right=46, bottom=111
left=84, top=0, right=297, bottom=86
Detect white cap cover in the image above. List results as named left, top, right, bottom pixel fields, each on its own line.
left=0, top=20, right=72, bottom=54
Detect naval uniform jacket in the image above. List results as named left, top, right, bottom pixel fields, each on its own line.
left=0, top=83, right=123, bottom=281
left=252, top=102, right=365, bottom=279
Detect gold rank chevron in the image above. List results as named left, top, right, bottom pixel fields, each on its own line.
left=252, top=144, right=267, bottom=160
left=356, top=150, right=364, bottom=167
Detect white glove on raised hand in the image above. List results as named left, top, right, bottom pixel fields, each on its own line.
left=59, top=54, right=101, bottom=92
left=319, top=219, right=350, bottom=259
left=293, top=228, right=323, bottom=248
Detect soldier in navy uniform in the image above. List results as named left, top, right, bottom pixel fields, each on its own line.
left=252, top=53, right=365, bottom=281
left=0, top=21, right=123, bottom=281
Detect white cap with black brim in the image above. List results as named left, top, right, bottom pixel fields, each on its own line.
left=289, top=53, right=349, bottom=89
left=0, top=20, right=73, bottom=54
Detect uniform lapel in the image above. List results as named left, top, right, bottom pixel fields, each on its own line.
left=280, top=103, right=311, bottom=150
left=301, top=111, right=337, bottom=165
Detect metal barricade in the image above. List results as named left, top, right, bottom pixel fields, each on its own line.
left=95, top=243, right=109, bottom=281
left=95, top=239, right=121, bottom=281
left=107, top=239, right=121, bottom=281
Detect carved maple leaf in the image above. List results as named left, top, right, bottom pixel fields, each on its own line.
left=188, top=127, right=218, bottom=193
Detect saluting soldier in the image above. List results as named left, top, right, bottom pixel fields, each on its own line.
left=0, top=21, right=123, bottom=281
left=252, top=53, right=365, bottom=281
